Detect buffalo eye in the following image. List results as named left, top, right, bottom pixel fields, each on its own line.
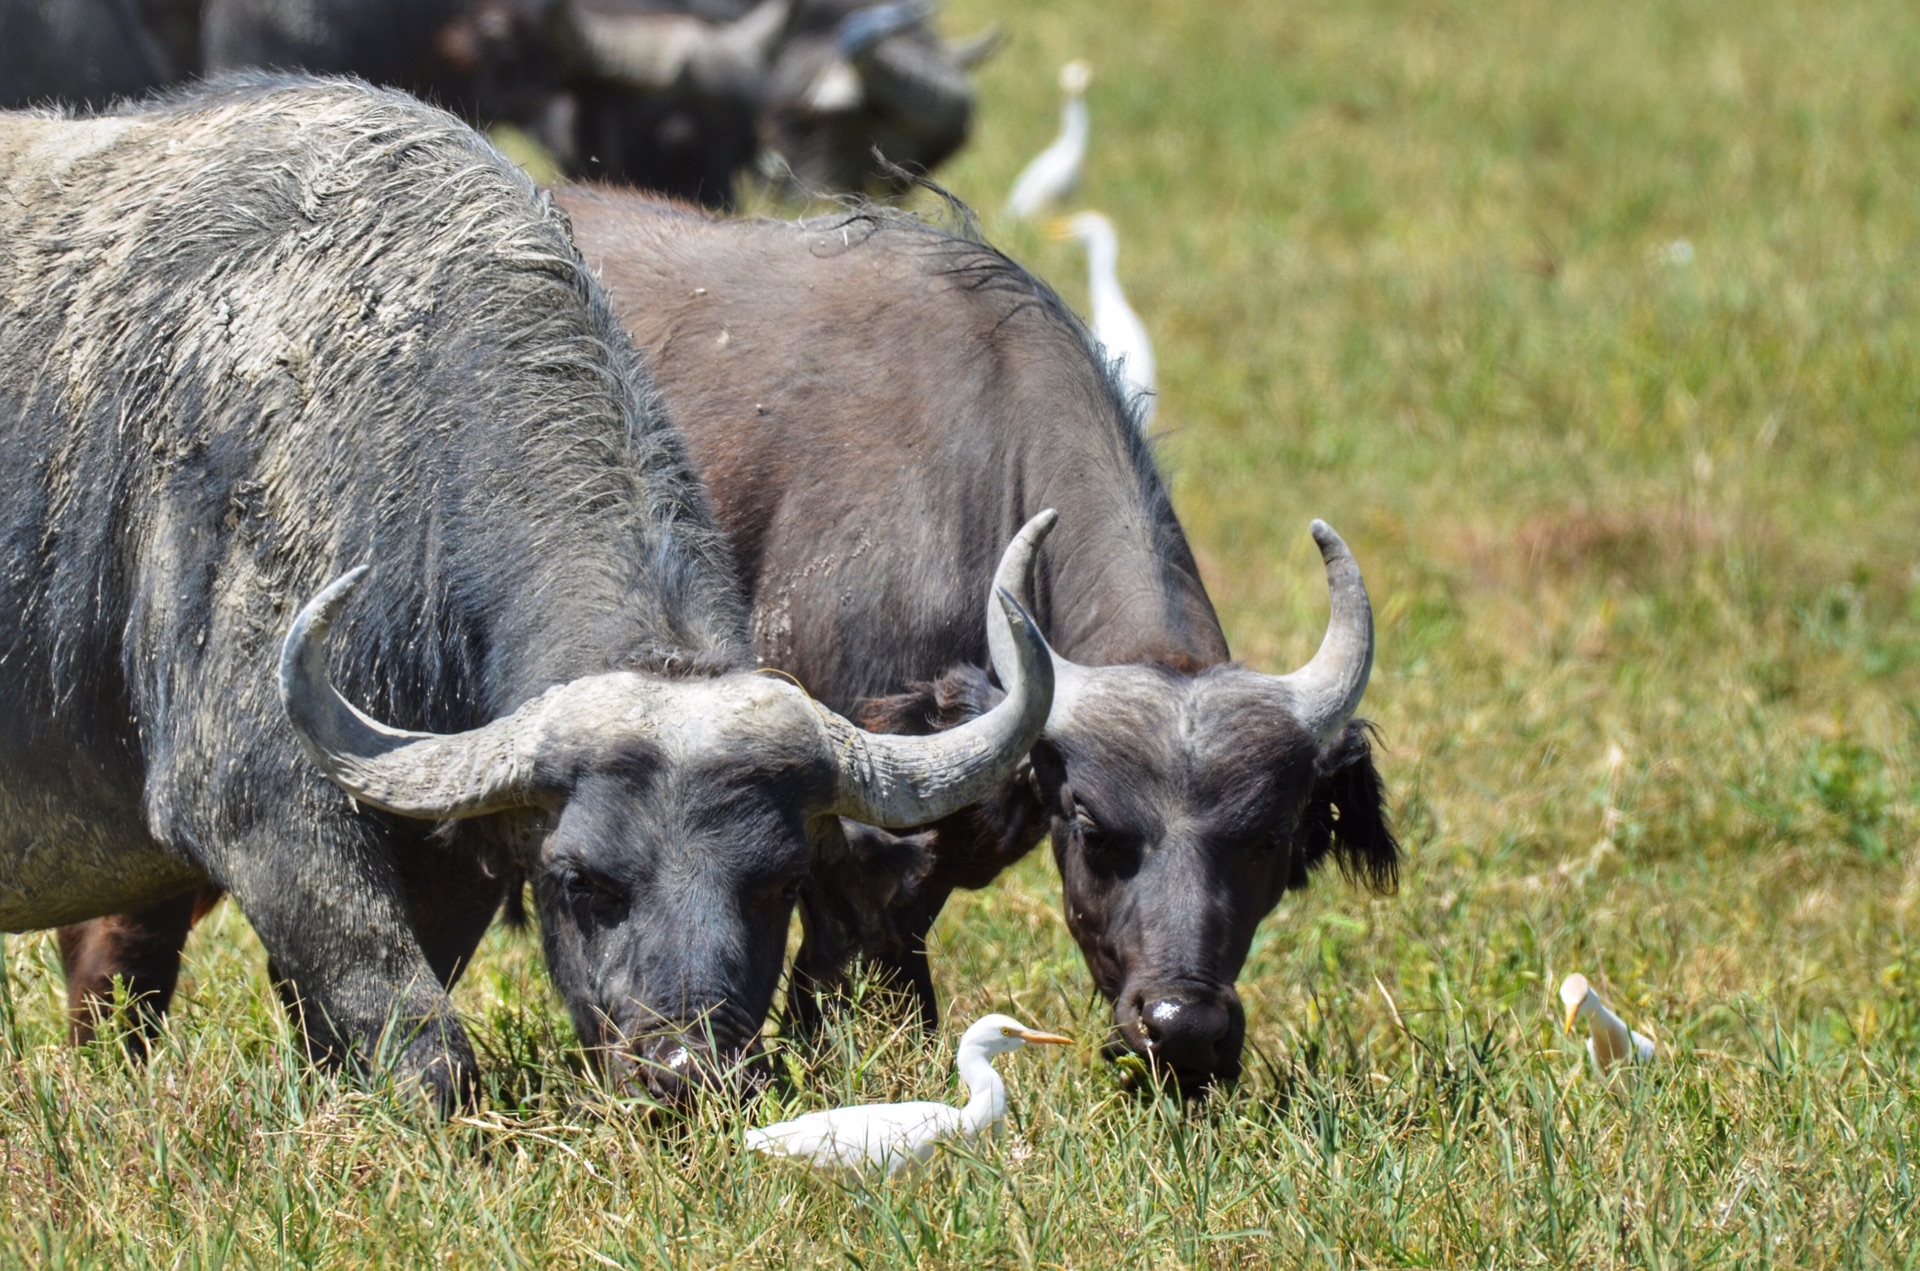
left=558, top=865, right=627, bottom=924
left=1072, top=804, right=1127, bottom=870
left=757, top=871, right=805, bottom=906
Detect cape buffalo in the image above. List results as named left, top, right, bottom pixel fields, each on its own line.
left=198, top=0, right=989, bottom=206
left=0, top=77, right=1051, bottom=1107
left=755, top=0, right=992, bottom=196
left=551, top=191, right=1401, bottom=1091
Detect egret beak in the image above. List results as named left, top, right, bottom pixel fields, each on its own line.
left=1562, top=1003, right=1581, bottom=1036
left=1016, top=1028, right=1072, bottom=1046
left=1043, top=217, right=1076, bottom=243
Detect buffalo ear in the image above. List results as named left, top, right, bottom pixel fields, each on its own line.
left=856, top=664, right=1004, bottom=736
left=1301, top=720, right=1400, bottom=894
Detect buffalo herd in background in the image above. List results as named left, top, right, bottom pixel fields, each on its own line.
left=0, top=3, right=1399, bottom=1110
left=0, top=0, right=995, bottom=205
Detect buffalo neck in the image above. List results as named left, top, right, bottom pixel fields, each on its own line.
left=1011, top=384, right=1228, bottom=672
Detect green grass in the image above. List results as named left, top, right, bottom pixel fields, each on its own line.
left=6, top=0, right=1920, bottom=1262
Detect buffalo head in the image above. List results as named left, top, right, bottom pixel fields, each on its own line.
left=547, top=0, right=789, bottom=204
left=759, top=0, right=996, bottom=194
left=981, top=519, right=1398, bottom=1091
left=278, top=528, right=1054, bottom=1104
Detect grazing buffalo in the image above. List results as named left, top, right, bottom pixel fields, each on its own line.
left=201, top=0, right=789, bottom=206
left=550, top=191, right=1401, bottom=1091
left=1, top=77, right=1051, bottom=1108
left=197, top=0, right=989, bottom=206
left=755, top=0, right=993, bottom=196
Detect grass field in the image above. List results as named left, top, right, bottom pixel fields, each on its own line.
left=5, top=0, right=1920, bottom=1263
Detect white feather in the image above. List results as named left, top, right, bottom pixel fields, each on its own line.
left=1559, top=973, right=1656, bottom=1076
left=743, top=1013, right=1070, bottom=1180
left=1005, top=61, right=1092, bottom=219
left=1058, top=211, right=1155, bottom=429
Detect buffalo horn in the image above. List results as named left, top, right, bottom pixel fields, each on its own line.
left=1267, top=520, right=1374, bottom=745
left=565, top=0, right=788, bottom=92
left=823, top=583, right=1054, bottom=827
left=984, top=508, right=1088, bottom=725
left=284, top=562, right=1053, bottom=831
left=279, top=568, right=543, bottom=819
left=944, top=25, right=1003, bottom=68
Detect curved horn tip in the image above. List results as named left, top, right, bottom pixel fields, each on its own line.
left=1023, top=507, right=1059, bottom=543
left=1308, top=519, right=1353, bottom=563
left=295, top=565, right=372, bottom=637
left=947, top=25, right=1003, bottom=68
left=280, top=566, right=371, bottom=695
left=992, top=585, right=1034, bottom=633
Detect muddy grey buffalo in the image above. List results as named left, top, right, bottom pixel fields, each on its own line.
left=552, top=192, right=1400, bottom=1091
left=0, top=77, right=1051, bottom=1107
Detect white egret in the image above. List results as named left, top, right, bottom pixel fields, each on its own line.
left=744, top=1013, right=1070, bottom=1179
left=1559, top=972, right=1655, bottom=1075
left=1049, top=210, right=1156, bottom=428
left=1005, top=60, right=1092, bottom=219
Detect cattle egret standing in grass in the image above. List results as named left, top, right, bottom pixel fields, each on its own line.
left=1050, top=210, right=1156, bottom=428
left=1560, top=973, right=1655, bottom=1075
left=1005, top=60, right=1092, bottom=219
left=744, top=1014, right=1070, bottom=1179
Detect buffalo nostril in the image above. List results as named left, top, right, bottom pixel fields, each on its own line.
left=630, top=1039, right=710, bottom=1107
left=1136, top=998, right=1232, bottom=1076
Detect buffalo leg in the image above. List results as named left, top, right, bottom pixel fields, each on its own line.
left=56, top=890, right=201, bottom=1057
left=215, top=816, right=479, bottom=1114
left=787, top=860, right=944, bottom=1037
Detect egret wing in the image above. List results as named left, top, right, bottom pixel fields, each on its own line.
left=746, top=1101, right=963, bottom=1176
left=1007, top=142, right=1072, bottom=218
left=1093, top=292, right=1156, bottom=422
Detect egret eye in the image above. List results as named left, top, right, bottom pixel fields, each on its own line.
left=1000, top=1027, right=1018, bottom=1036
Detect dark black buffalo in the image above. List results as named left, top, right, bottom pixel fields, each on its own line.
left=0, top=77, right=1050, bottom=1107
left=552, top=191, right=1401, bottom=1091
left=197, top=0, right=989, bottom=206
left=199, top=0, right=785, bottom=206
left=754, top=0, right=993, bottom=196
left=0, top=0, right=172, bottom=107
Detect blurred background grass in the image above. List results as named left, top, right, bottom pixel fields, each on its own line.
left=4, top=0, right=1919, bottom=1263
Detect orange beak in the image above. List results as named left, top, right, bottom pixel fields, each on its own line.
left=1043, top=218, right=1077, bottom=243
left=1016, top=1028, right=1073, bottom=1046
left=1562, top=1004, right=1581, bottom=1036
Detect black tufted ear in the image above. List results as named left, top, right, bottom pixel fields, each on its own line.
left=1300, top=720, right=1400, bottom=894
left=856, top=663, right=1005, bottom=736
